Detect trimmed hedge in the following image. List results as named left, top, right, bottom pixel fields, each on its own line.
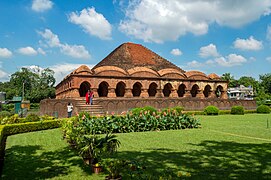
left=231, top=106, right=245, bottom=115
left=204, top=106, right=219, bottom=115
left=256, top=105, right=271, bottom=114
left=0, top=119, right=62, bottom=172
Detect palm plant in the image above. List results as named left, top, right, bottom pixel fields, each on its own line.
left=79, top=133, right=121, bottom=165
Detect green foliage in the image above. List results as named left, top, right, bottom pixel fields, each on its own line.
left=0, top=67, right=56, bottom=102
left=30, top=103, right=40, bottom=110
left=256, top=105, right=270, bottom=114
left=1, top=104, right=14, bottom=112
left=25, top=113, right=40, bottom=122
left=260, top=73, right=271, bottom=94
left=171, top=106, right=184, bottom=113
left=204, top=106, right=219, bottom=115
left=0, top=114, right=20, bottom=125
left=231, top=106, right=245, bottom=115
left=0, top=111, right=12, bottom=118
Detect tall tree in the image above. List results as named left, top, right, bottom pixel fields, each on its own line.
left=221, top=73, right=238, bottom=88
left=238, top=76, right=259, bottom=91
left=259, top=73, right=271, bottom=94
left=4, top=67, right=56, bottom=103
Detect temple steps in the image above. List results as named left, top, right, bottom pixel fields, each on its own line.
left=74, top=99, right=105, bottom=115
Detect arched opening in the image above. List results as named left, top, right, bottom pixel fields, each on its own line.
left=177, top=84, right=186, bottom=97
left=148, top=83, right=158, bottom=97
left=115, top=82, right=126, bottom=97
left=132, top=82, right=142, bottom=97
left=191, top=84, right=199, bottom=97
left=215, top=85, right=223, bottom=98
left=79, top=81, right=91, bottom=97
left=163, top=83, right=172, bottom=97
left=98, top=81, right=109, bottom=97
left=203, top=85, right=212, bottom=98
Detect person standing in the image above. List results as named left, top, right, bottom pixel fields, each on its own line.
left=89, top=89, right=94, bottom=105
left=85, top=90, right=90, bottom=104
left=67, top=102, right=73, bottom=118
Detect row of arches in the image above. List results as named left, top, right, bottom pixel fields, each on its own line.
left=79, top=81, right=224, bottom=98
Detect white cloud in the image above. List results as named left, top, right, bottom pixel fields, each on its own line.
left=60, top=44, right=90, bottom=59
left=38, top=29, right=91, bottom=59
left=215, top=54, right=247, bottom=67
left=18, top=46, right=38, bottom=56
left=233, top=36, right=263, bottom=51
left=119, top=0, right=271, bottom=43
left=32, top=0, right=53, bottom=12
left=199, top=44, right=219, bottom=58
left=170, top=48, right=182, bottom=56
left=50, top=63, right=94, bottom=84
left=38, top=29, right=61, bottom=47
left=37, top=48, right=46, bottom=55
left=68, top=7, right=112, bottom=40
left=267, top=25, right=271, bottom=41
left=266, top=56, right=271, bottom=62
left=187, top=60, right=203, bottom=68
left=0, top=48, right=12, bottom=58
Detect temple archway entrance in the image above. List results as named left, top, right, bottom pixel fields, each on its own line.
left=163, top=83, right=172, bottom=97
left=177, top=84, right=186, bottom=97
left=98, top=81, right=109, bottom=97
left=79, top=81, right=91, bottom=97
left=132, top=82, right=142, bottom=97
left=115, top=82, right=126, bottom=97
left=148, top=83, right=157, bottom=97
left=203, top=85, right=212, bottom=98
left=216, top=85, right=223, bottom=98
left=191, top=84, right=199, bottom=97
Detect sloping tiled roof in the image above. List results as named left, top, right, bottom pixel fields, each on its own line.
left=92, top=42, right=185, bottom=73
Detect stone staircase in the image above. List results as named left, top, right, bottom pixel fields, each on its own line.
left=73, top=98, right=105, bottom=115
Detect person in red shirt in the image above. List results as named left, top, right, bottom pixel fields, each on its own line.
left=85, top=89, right=94, bottom=105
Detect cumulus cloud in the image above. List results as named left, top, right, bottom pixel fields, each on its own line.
left=170, top=48, right=182, bottom=56
left=199, top=44, right=220, bottom=58
left=18, top=46, right=38, bottom=56
left=215, top=54, right=247, bottom=67
left=233, top=36, right=263, bottom=50
left=267, top=25, right=271, bottom=41
left=0, top=48, right=12, bottom=58
left=49, top=63, right=94, bottom=84
left=266, top=56, right=271, bottom=62
left=38, top=29, right=90, bottom=59
left=32, top=0, right=53, bottom=12
left=187, top=60, right=203, bottom=68
left=68, top=7, right=112, bottom=40
left=119, top=0, right=271, bottom=43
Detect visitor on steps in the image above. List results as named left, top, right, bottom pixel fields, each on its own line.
left=67, top=102, right=73, bottom=118
left=85, top=89, right=94, bottom=105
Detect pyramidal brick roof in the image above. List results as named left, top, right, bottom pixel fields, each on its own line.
left=92, top=42, right=185, bottom=73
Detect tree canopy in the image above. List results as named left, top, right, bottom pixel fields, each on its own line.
left=0, top=67, right=56, bottom=103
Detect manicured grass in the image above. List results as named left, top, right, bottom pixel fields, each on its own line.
left=2, top=114, right=271, bottom=179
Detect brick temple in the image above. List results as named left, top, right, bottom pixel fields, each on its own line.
left=40, top=42, right=256, bottom=117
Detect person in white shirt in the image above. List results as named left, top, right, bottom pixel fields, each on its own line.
left=67, top=102, right=73, bottom=118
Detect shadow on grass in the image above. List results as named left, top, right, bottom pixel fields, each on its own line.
left=1, top=145, right=92, bottom=180
left=1, top=140, right=271, bottom=179
left=118, top=141, right=271, bottom=179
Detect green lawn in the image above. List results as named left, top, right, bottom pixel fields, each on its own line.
left=1, top=114, right=271, bottom=179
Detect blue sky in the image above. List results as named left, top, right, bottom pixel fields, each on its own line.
left=0, top=0, right=271, bottom=84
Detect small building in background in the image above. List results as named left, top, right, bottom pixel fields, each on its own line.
left=227, top=85, right=254, bottom=100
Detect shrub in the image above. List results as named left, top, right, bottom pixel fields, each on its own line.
left=25, top=113, right=40, bottom=122
left=256, top=105, right=271, bottom=114
left=130, top=106, right=157, bottom=115
left=1, top=104, right=14, bottom=112
left=0, top=114, right=20, bottom=125
left=204, top=106, right=219, bottom=115
left=0, top=111, right=12, bottom=118
left=219, top=110, right=231, bottom=115
left=171, top=106, right=184, bottom=114
left=231, top=106, right=244, bottom=115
